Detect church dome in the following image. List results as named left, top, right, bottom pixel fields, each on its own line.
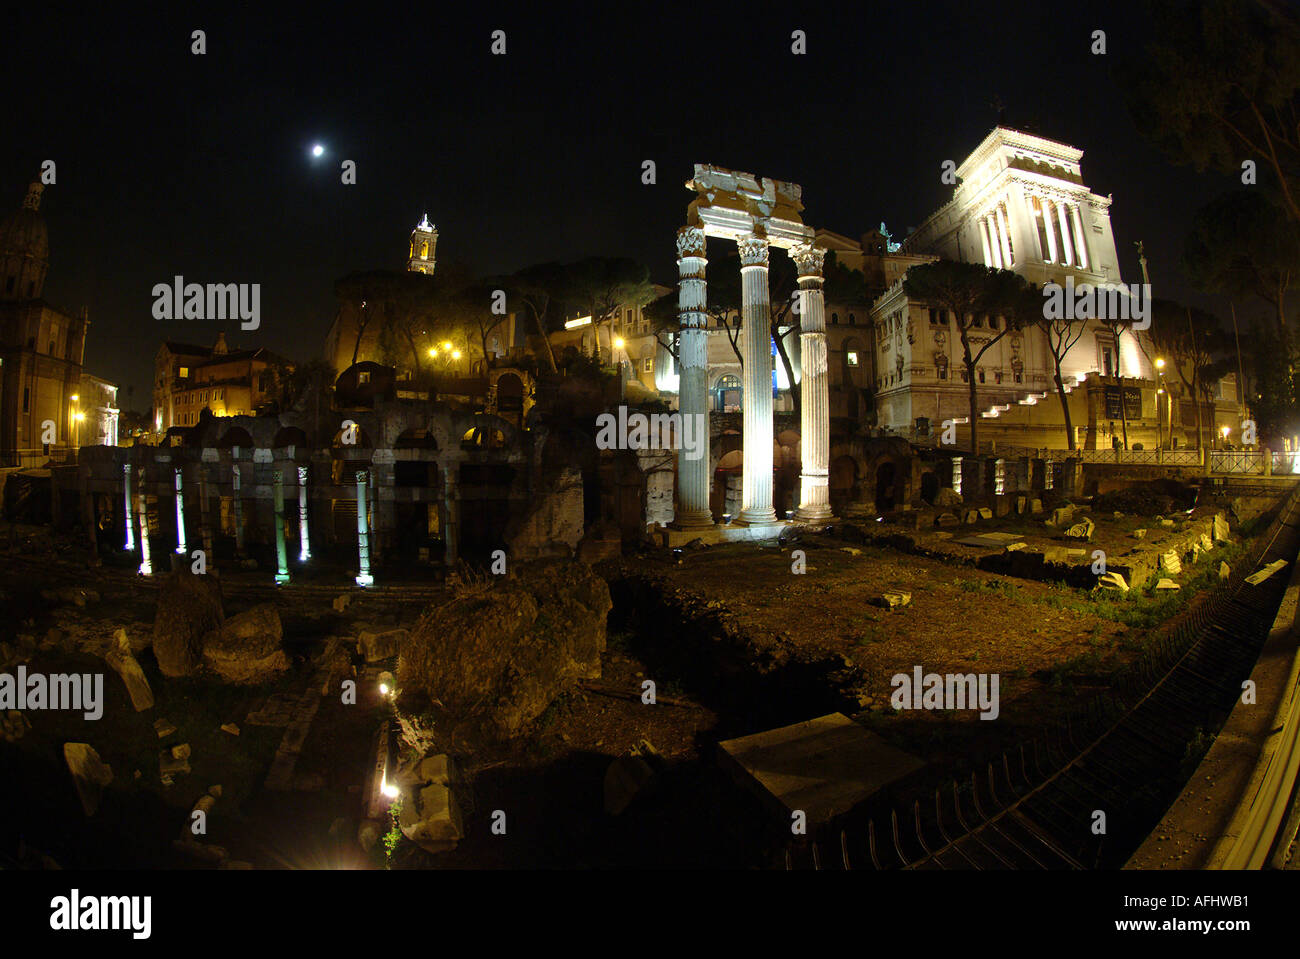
left=0, top=183, right=49, bottom=261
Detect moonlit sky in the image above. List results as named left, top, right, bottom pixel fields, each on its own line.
left=0, top=3, right=1255, bottom=407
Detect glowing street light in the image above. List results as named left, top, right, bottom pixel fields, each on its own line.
left=427, top=347, right=437, bottom=358
left=613, top=336, right=626, bottom=350
left=451, top=349, right=461, bottom=360
left=1155, top=358, right=1165, bottom=370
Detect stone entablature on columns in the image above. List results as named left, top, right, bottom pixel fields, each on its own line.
left=676, top=163, right=821, bottom=530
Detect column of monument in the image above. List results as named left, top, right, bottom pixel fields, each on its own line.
left=791, top=243, right=832, bottom=522
left=674, top=226, right=714, bottom=528
left=737, top=233, right=777, bottom=525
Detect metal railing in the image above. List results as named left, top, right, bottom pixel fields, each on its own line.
left=1077, top=448, right=1203, bottom=467
left=1208, top=450, right=1267, bottom=475
left=1, top=447, right=79, bottom=469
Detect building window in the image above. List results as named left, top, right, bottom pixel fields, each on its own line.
left=848, top=313, right=856, bottom=326
left=22, top=387, right=29, bottom=412
left=846, top=351, right=859, bottom=367
left=179, top=366, right=189, bottom=378
left=973, top=314, right=983, bottom=328
left=644, top=358, right=653, bottom=373
left=978, top=369, right=986, bottom=384
left=830, top=313, right=839, bottom=325
left=989, top=314, right=999, bottom=330
left=358, top=370, right=371, bottom=385
left=1015, top=372, right=1023, bottom=383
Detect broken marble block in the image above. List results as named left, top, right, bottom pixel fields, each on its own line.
left=1064, top=517, right=1095, bottom=540
left=398, top=782, right=464, bottom=854
left=105, top=628, right=154, bottom=712
left=1098, top=571, right=1129, bottom=592
left=64, top=743, right=113, bottom=816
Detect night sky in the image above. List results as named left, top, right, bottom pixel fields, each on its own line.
left=1, top=2, right=1252, bottom=406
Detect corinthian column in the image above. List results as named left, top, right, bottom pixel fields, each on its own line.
left=737, top=233, right=777, bottom=525
left=1042, top=197, right=1059, bottom=264
left=1070, top=203, right=1089, bottom=269
left=791, top=243, right=832, bottom=522
left=1057, top=200, right=1074, bottom=267
left=674, top=226, right=714, bottom=528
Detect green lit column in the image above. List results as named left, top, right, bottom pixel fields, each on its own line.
left=273, top=469, right=289, bottom=584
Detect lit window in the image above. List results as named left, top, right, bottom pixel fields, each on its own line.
left=846, top=352, right=859, bottom=367
left=179, top=367, right=189, bottom=378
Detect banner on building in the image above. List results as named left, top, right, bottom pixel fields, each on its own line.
left=1103, top=386, right=1142, bottom=420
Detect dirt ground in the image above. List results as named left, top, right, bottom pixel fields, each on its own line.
left=0, top=498, right=1262, bottom=868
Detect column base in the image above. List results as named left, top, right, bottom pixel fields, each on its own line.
left=671, top=509, right=715, bottom=531
left=793, top=504, right=834, bottom=523
left=736, top=507, right=778, bottom=526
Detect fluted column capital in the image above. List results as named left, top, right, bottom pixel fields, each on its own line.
left=676, top=225, right=707, bottom=260
left=790, top=243, right=825, bottom=280
left=737, top=234, right=770, bottom=269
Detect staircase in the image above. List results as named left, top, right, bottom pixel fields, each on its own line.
left=979, top=374, right=1086, bottom=419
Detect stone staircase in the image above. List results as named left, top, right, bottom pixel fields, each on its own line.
left=978, top=374, right=1086, bottom=419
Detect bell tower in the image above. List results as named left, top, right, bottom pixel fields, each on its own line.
left=407, top=213, right=437, bottom=275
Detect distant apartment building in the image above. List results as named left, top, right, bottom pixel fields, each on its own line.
left=153, top=333, right=286, bottom=432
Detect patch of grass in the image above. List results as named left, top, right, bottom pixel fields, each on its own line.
left=382, top=797, right=404, bottom=866
left=956, top=578, right=1019, bottom=598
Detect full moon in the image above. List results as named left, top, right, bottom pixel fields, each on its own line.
left=311, top=144, right=324, bottom=157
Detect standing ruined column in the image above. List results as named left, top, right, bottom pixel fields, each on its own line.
left=273, top=469, right=289, bottom=584
left=297, top=465, right=311, bottom=562
left=442, top=462, right=460, bottom=567
left=791, top=243, right=833, bottom=522
left=173, top=467, right=187, bottom=555
left=136, top=467, right=152, bottom=576
left=737, top=232, right=776, bottom=525
left=674, top=225, right=714, bottom=528
left=123, top=462, right=135, bottom=551
left=232, top=462, right=246, bottom=557
left=198, top=465, right=215, bottom=568
left=355, top=469, right=374, bottom=586
left=79, top=462, right=98, bottom=561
